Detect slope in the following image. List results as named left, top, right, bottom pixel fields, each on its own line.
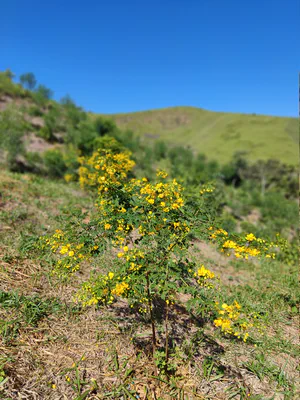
left=102, top=106, right=298, bottom=165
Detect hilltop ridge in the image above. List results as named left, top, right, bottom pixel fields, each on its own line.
left=100, top=106, right=298, bottom=165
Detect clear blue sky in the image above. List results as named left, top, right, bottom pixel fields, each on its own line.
left=1, top=0, right=299, bottom=116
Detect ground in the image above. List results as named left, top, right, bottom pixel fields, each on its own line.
left=0, top=171, right=299, bottom=399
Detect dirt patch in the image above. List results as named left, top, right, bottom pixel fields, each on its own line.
left=24, top=115, right=45, bottom=129
left=0, top=95, right=13, bottom=111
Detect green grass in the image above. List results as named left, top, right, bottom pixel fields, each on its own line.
left=100, top=106, right=298, bottom=165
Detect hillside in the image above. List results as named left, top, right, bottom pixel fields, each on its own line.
left=102, top=107, right=298, bottom=165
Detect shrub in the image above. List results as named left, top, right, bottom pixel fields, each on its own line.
left=0, top=71, right=26, bottom=98
left=153, top=140, right=168, bottom=160
left=94, top=117, right=117, bottom=137
left=0, top=105, right=26, bottom=171
left=41, top=139, right=280, bottom=375
left=24, top=151, right=45, bottom=174
left=32, top=85, right=53, bottom=105
left=27, top=105, right=44, bottom=117
left=43, top=148, right=67, bottom=178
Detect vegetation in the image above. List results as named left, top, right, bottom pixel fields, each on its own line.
left=101, top=106, right=298, bottom=165
left=19, top=73, right=37, bottom=90
left=0, top=69, right=298, bottom=399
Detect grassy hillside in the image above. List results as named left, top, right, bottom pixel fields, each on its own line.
left=102, top=107, right=298, bottom=165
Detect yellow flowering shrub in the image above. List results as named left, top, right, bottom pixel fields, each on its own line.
left=40, top=139, right=281, bottom=361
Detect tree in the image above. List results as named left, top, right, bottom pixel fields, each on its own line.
left=94, top=117, right=117, bottom=137
left=35, top=85, right=53, bottom=100
left=60, top=94, right=76, bottom=107
left=3, top=69, right=15, bottom=80
left=20, top=72, right=37, bottom=90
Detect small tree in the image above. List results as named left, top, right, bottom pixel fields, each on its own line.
left=60, top=94, right=76, bottom=107
left=34, top=85, right=53, bottom=103
left=3, top=69, right=15, bottom=80
left=20, top=73, right=37, bottom=90
left=94, top=117, right=117, bottom=137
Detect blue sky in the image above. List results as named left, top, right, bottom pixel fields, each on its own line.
left=1, top=0, right=299, bottom=116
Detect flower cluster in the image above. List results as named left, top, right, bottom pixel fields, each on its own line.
left=199, top=185, right=215, bottom=195
left=39, top=230, right=89, bottom=276
left=112, top=281, right=130, bottom=296
left=209, top=227, right=277, bottom=259
left=214, top=301, right=252, bottom=342
left=76, top=272, right=131, bottom=306
left=221, top=235, right=276, bottom=259
left=193, top=265, right=216, bottom=287
left=117, top=247, right=144, bottom=271
left=78, top=147, right=135, bottom=194
left=209, top=227, right=228, bottom=240
left=64, top=173, right=75, bottom=183
left=138, top=178, right=184, bottom=212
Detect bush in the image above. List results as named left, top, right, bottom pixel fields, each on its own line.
left=66, top=120, right=97, bottom=154
left=24, top=151, right=45, bottom=174
left=41, top=140, right=279, bottom=376
left=62, top=99, right=87, bottom=128
left=94, top=117, right=117, bottom=137
left=0, top=105, right=26, bottom=171
left=0, top=71, right=27, bottom=98
left=44, top=149, right=67, bottom=178
left=32, top=85, right=53, bottom=105
left=153, top=140, right=168, bottom=160
left=27, top=105, right=44, bottom=117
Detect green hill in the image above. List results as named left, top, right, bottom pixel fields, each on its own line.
left=102, top=107, right=298, bottom=165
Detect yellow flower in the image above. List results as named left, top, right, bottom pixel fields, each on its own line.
left=64, top=174, right=74, bottom=183
left=60, top=245, right=69, bottom=255
left=108, top=272, right=114, bottom=279
left=104, top=223, right=112, bottom=230
left=112, top=281, right=129, bottom=296
left=246, top=233, right=256, bottom=242
left=68, top=251, right=74, bottom=257
left=123, top=246, right=129, bottom=252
